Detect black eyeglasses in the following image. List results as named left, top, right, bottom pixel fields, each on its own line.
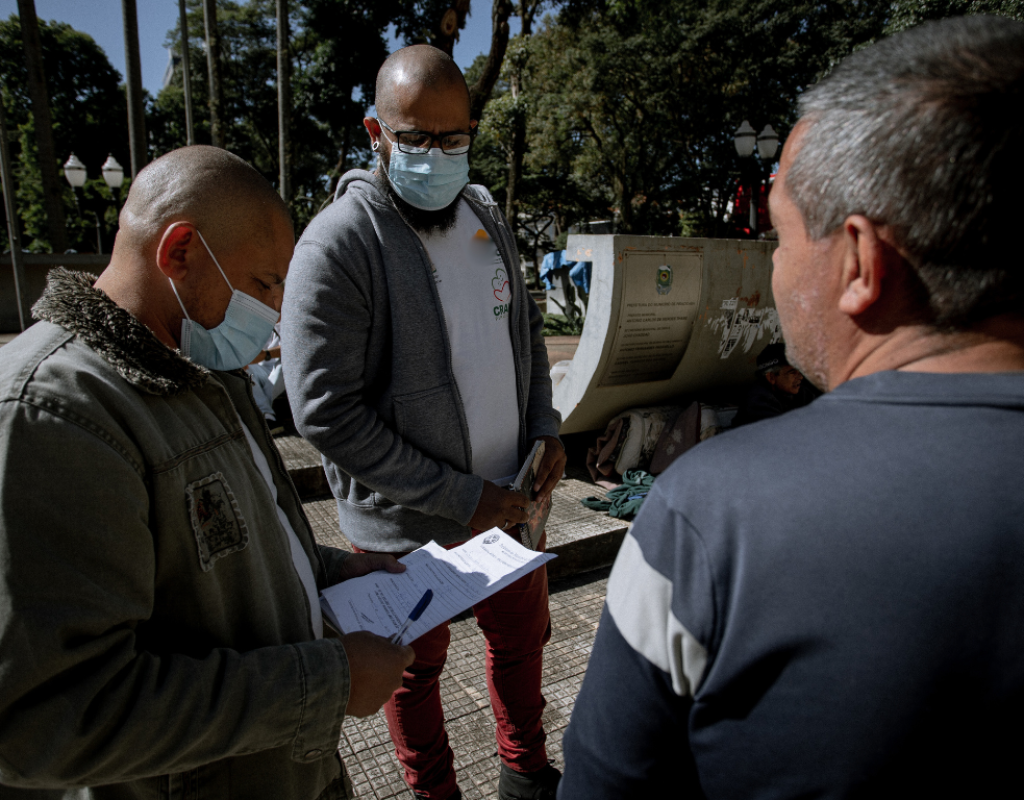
left=377, top=118, right=476, bottom=155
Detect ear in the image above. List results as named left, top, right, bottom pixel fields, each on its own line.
left=156, top=223, right=196, bottom=281
left=764, top=371, right=779, bottom=387
left=837, top=215, right=887, bottom=317
left=364, top=117, right=382, bottom=149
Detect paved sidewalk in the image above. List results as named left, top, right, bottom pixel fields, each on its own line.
left=338, top=566, right=609, bottom=800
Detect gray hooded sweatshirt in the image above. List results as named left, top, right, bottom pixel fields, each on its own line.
left=282, top=171, right=561, bottom=552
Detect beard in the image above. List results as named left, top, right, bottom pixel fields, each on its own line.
left=377, top=150, right=461, bottom=235
left=776, top=291, right=830, bottom=392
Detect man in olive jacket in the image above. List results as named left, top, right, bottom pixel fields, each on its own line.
left=0, top=146, right=413, bottom=799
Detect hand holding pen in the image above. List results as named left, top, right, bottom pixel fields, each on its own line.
left=390, top=589, right=433, bottom=645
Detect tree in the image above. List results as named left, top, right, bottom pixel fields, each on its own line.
left=886, top=0, right=1024, bottom=32
left=202, top=0, right=225, bottom=147
left=468, top=0, right=514, bottom=120
left=153, top=1, right=517, bottom=231
left=521, top=0, right=892, bottom=237
left=15, top=0, right=66, bottom=251
left=520, top=0, right=1024, bottom=240
left=0, top=15, right=129, bottom=253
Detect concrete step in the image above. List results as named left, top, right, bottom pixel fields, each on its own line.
left=278, top=434, right=630, bottom=580
left=276, top=434, right=331, bottom=498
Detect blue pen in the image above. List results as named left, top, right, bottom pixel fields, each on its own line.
left=390, top=589, right=433, bottom=645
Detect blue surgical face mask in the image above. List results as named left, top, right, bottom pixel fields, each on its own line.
left=168, top=229, right=279, bottom=371
left=382, top=134, right=469, bottom=211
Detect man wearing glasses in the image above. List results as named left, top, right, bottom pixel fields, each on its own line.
left=282, top=45, right=566, bottom=800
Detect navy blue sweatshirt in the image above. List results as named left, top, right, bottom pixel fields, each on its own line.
left=560, top=371, right=1024, bottom=799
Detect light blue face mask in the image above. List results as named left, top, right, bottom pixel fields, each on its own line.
left=383, top=139, right=470, bottom=211
left=168, top=229, right=279, bottom=371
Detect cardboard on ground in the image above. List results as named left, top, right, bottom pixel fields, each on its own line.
left=320, top=532, right=556, bottom=644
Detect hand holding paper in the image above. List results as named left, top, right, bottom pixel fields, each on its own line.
left=341, top=631, right=415, bottom=717
left=320, top=532, right=556, bottom=645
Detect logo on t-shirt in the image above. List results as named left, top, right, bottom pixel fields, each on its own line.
left=492, top=268, right=511, bottom=321
left=492, top=269, right=511, bottom=302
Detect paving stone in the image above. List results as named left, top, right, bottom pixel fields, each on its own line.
left=337, top=567, right=610, bottom=799
left=303, top=496, right=352, bottom=551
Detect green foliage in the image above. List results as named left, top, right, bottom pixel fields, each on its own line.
left=886, top=0, right=1024, bottom=32
left=152, top=0, right=470, bottom=233
left=0, top=15, right=129, bottom=253
left=522, top=0, right=892, bottom=238
left=512, top=0, right=1024, bottom=240
left=8, top=0, right=1023, bottom=255
left=542, top=312, right=584, bottom=336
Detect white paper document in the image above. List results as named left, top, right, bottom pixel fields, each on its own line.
left=320, top=531, right=556, bottom=643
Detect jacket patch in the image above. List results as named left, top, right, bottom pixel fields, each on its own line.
left=186, top=472, right=249, bottom=571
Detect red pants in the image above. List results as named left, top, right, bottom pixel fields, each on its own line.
left=354, top=533, right=552, bottom=799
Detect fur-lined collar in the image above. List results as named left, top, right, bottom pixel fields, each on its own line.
left=32, top=268, right=209, bottom=396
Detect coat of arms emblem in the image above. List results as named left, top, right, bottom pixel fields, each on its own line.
left=656, top=265, right=673, bottom=295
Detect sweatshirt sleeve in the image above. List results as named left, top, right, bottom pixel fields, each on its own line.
left=559, top=608, right=700, bottom=799
left=0, top=404, right=350, bottom=788
left=559, top=494, right=713, bottom=798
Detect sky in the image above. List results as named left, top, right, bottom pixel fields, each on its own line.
left=0, top=0, right=520, bottom=97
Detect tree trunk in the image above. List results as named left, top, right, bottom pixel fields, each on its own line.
left=276, top=0, right=291, bottom=203
left=505, top=113, right=525, bottom=227
left=16, top=0, right=67, bottom=253
left=615, top=175, right=634, bottom=234
left=203, top=0, right=225, bottom=148
left=468, top=0, right=513, bottom=121
left=179, top=0, right=195, bottom=145
left=121, top=0, right=148, bottom=178
left=503, top=2, right=539, bottom=237
left=0, top=103, right=30, bottom=329
left=434, top=1, right=471, bottom=57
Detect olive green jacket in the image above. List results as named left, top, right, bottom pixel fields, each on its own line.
left=0, top=270, right=353, bottom=799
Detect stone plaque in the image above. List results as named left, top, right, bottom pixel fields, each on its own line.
left=597, top=251, right=702, bottom=387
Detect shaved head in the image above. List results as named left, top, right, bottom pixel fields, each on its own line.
left=375, top=44, right=469, bottom=124
left=119, top=145, right=291, bottom=255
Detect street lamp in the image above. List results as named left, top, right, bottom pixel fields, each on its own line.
left=734, top=120, right=757, bottom=158
left=733, top=121, right=780, bottom=236
left=756, top=124, right=779, bottom=161
left=63, top=152, right=87, bottom=196
left=63, top=153, right=110, bottom=255
left=101, top=155, right=125, bottom=204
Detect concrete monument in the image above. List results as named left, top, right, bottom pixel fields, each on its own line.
left=553, top=235, right=778, bottom=434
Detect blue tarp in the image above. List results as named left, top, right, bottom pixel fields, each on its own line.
left=540, top=250, right=592, bottom=294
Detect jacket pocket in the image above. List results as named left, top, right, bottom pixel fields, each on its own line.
left=392, top=385, right=465, bottom=469
left=185, top=471, right=250, bottom=572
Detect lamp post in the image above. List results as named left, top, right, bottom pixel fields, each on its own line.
left=62, top=152, right=95, bottom=252
left=62, top=152, right=86, bottom=206
left=734, top=120, right=780, bottom=236
left=64, top=153, right=125, bottom=255
left=102, top=155, right=125, bottom=205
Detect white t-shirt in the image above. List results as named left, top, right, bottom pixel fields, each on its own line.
left=416, top=200, right=520, bottom=483
left=240, top=421, right=323, bottom=639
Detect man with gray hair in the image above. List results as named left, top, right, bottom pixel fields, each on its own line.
left=0, top=145, right=414, bottom=799
left=559, top=15, right=1024, bottom=798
